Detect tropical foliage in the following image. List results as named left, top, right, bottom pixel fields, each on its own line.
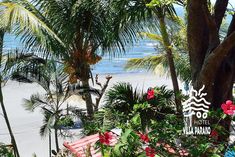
left=11, top=57, right=79, bottom=153
left=125, top=21, right=190, bottom=83
left=82, top=83, right=177, bottom=135
left=86, top=87, right=233, bottom=157
left=0, top=0, right=235, bottom=157
left=0, top=1, right=155, bottom=155
left=0, top=143, right=14, bottom=157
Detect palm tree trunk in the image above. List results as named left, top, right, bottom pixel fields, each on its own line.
left=158, top=16, right=182, bottom=114
left=0, top=30, right=20, bottom=157
left=54, top=129, right=59, bottom=152
left=49, top=131, right=51, bottom=157
left=81, top=78, right=94, bottom=117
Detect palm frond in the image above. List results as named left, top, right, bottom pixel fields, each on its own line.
left=3, top=51, right=46, bottom=76
left=104, top=82, right=143, bottom=114
left=125, top=52, right=191, bottom=82
left=125, top=54, right=167, bottom=72
left=11, top=64, right=51, bottom=92
left=7, top=54, right=68, bottom=93
left=22, top=93, right=47, bottom=112
left=39, top=109, right=54, bottom=137
left=156, top=85, right=175, bottom=107
left=0, top=2, right=65, bottom=53
left=174, top=53, right=191, bottom=83
left=139, top=32, right=163, bottom=42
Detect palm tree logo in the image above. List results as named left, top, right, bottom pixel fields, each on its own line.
left=182, top=85, right=211, bottom=127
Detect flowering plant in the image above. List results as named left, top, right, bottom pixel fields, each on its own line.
left=145, top=146, right=156, bottom=157
left=221, top=100, right=235, bottom=115
left=99, top=132, right=113, bottom=145
left=147, top=88, right=155, bottom=100
left=137, top=132, right=150, bottom=143
left=91, top=85, right=234, bottom=157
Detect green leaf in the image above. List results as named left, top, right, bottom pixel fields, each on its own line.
left=221, top=114, right=227, bottom=119
left=131, top=114, right=141, bottom=126
left=113, top=143, right=125, bottom=156
left=121, top=129, right=133, bottom=143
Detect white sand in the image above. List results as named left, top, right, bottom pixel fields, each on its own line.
left=0, top=72, right=183, bottom=157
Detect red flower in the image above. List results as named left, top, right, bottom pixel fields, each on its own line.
left=147, top=88, right=155, bottom=100
left=99, top=132, right=113, bottom=145
left=145, top=146, right=156, bottom=157
left=210, top=130, right=218, bottom=139
left=221, top=100, right=235, bottom=115
left=137, top=132, right=149, bottom=143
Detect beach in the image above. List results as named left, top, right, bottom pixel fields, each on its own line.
left=0, top=72, right=182, bottom=157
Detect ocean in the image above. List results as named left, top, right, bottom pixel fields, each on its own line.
left=3, top=34, right=156, bottom=74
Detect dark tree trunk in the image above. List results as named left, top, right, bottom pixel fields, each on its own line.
left=186, top=0, right=235, bottom=143
left=158, top=16, right=182, bottom=113
left=49, top=131, right=51, bottom=157
left=0, top=30, right=20, bottom=157
left=54, top=129, right=59, bottom=152
left=212, top=53, right=235, bottom=109
left=187, top=0, right=235, bottom=108
left=81, top=78, right=94, bottom=117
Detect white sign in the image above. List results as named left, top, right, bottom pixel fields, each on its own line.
left=183, top=85, right=211, bottom=135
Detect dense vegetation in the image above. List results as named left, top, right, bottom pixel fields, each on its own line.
left=0, top=0, right=235, bottom=157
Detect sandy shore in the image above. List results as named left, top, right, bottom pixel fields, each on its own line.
left=0, top=72, right=183, bottom=157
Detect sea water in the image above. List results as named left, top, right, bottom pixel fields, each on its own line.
left=3, top=34, right=156, bottom=74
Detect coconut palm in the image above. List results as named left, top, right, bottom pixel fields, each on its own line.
left=0, top=0, right=156, bottom=118
left=125, top=3, right=190, bottom=113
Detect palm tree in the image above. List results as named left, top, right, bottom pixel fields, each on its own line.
left=147, top=1, right=183, bottom=113
left=1, top=0, right=182, bottom=116
left=124, top=0, right=187, bottom=113
left=1, top=0, right=152, bottom=117
left=105, top=0, right=184, bottom=113
left=0, top=1, right=68, bottom=156
left=12, top=58, right=74, bottom=153
left=0, top=45, right=57, bottom=157
left=0, top=29, right=20, bottom=157
left=125, top=23, right=191, bottom=83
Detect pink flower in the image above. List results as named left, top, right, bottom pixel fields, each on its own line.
left=99, top=132, right=112, bottom=145
left=210, top=130, right=218, bottom=139
left=137, top=132, right=149, bottom=143
left=147, top=88, right=155, bottom=100
left=221, top=100, right=235, bottom=115
left=145, top=146, right=156, bottom=157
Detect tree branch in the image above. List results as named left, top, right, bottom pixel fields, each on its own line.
left=95, top=74, right=102, bottom=88
left=202, top=4, right=220, bottom=55
left=200, top=30, right=235, bottom=83
left=94, top=75, right=112, bottom=111
left=213, top=0, right=229, bottom=29
left=187, top=0, right=209, bottom=81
